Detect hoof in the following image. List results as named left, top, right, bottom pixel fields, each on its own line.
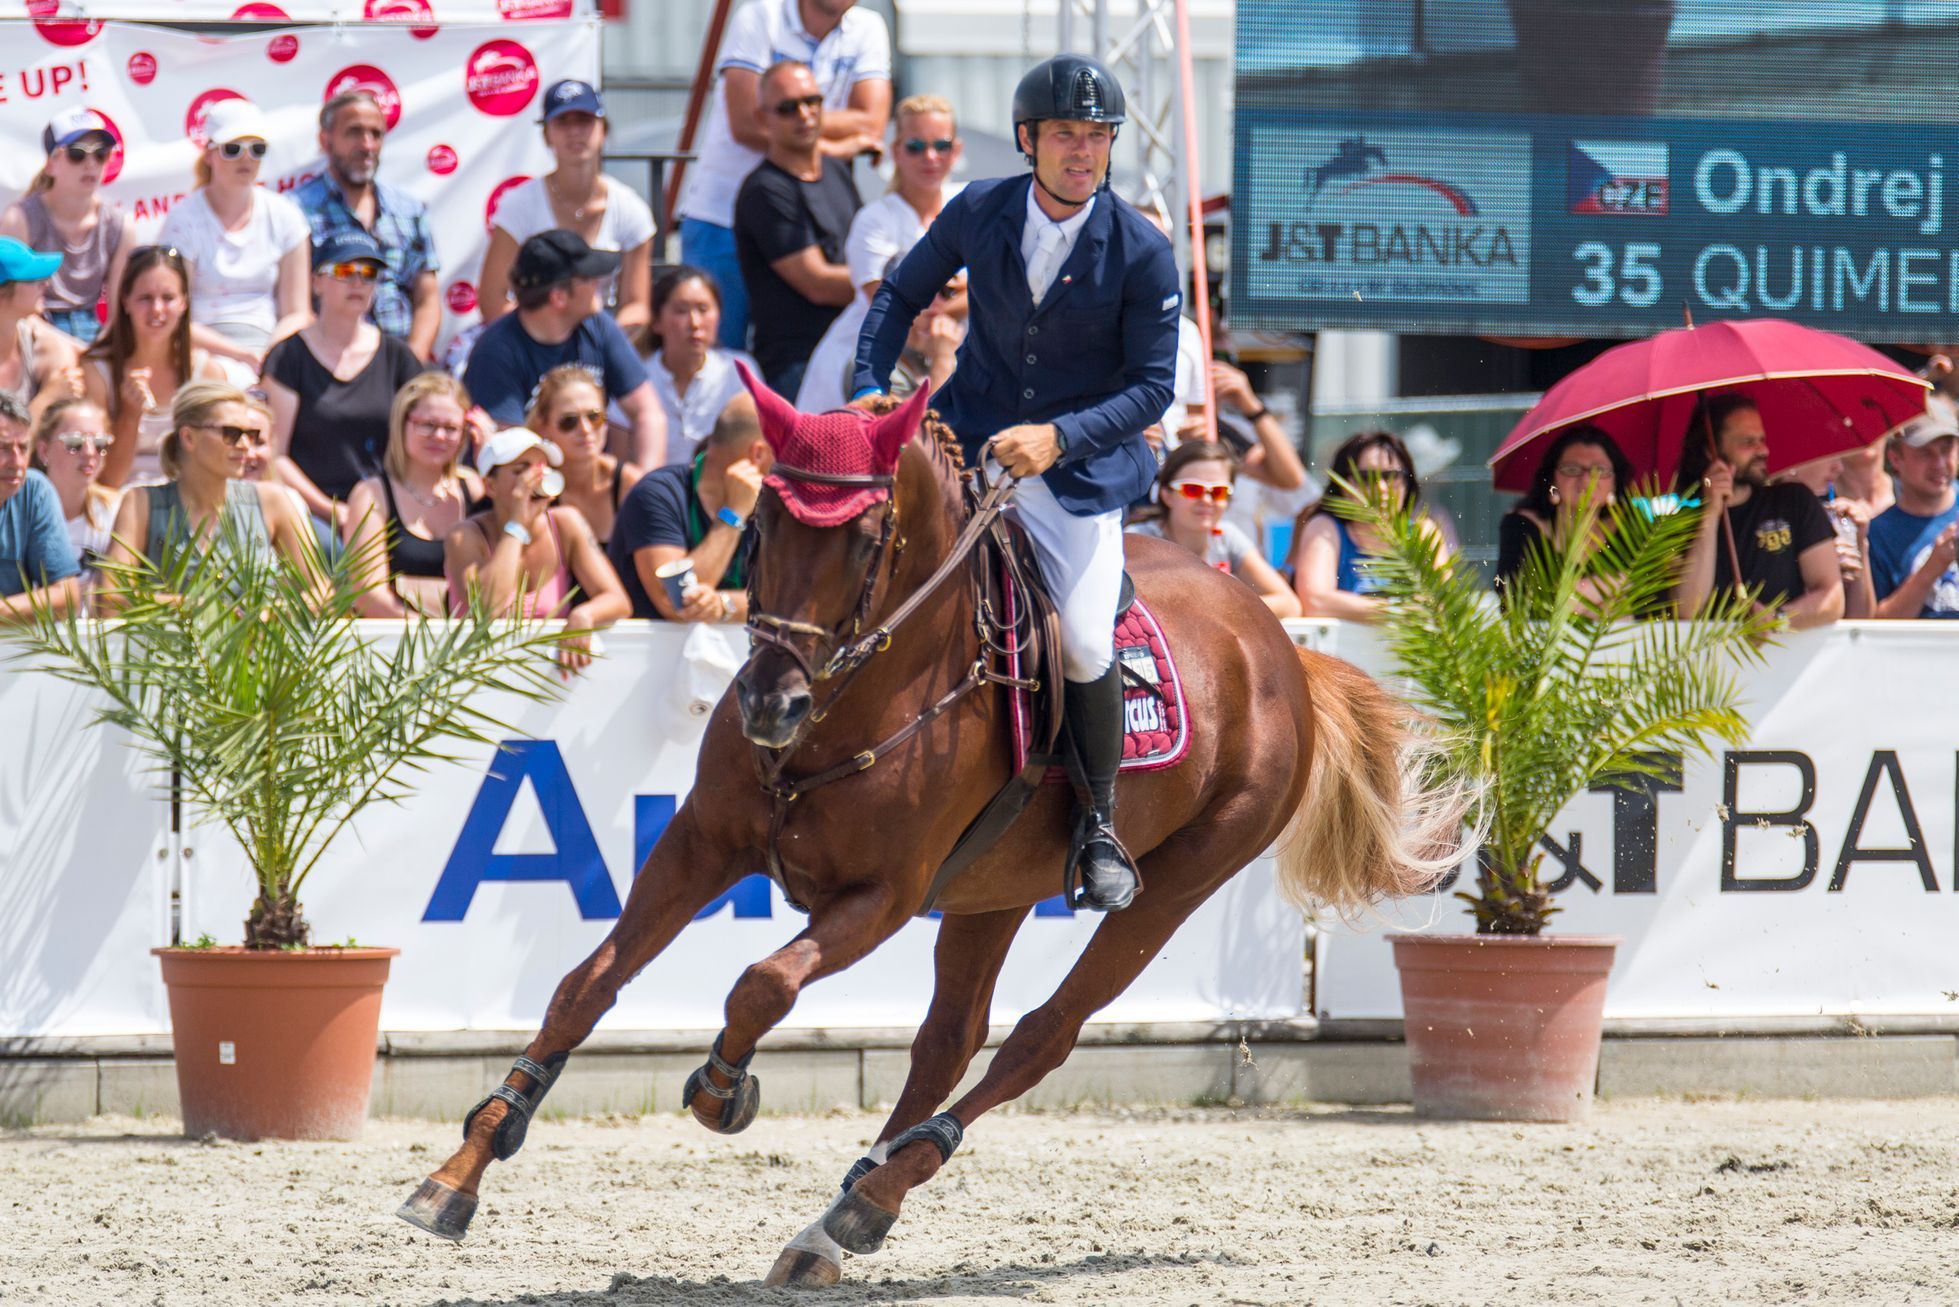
left=685, top=1067, right=761, bottom=1134
left=395, top=1176, right=477, bottom=1242
left=823, top=1186, right=899, bottom=1255
left=764, top=1247, right=842, bottom=1287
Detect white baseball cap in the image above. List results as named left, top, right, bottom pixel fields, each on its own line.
left=476, top=427, right=564, bottom=476
left=43, top=106, right=113, bottom=153
left=1892, top=396, right=1959, bottom=449
left=200, top=98, right=269, bottom=146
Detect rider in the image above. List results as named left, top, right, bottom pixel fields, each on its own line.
left=852, top=54, right=1180, bottom=911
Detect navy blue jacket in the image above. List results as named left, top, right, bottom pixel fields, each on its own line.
left=853, top=175, right=1179, bottom=517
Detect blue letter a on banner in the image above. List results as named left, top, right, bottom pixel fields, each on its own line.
left=424, top=740, right=623, bottom=921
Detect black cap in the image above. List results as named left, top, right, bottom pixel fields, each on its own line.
left=312, top=227, right=385, bottom=270
left=1012, top=54, right=1127, bottom=134
left=510, top=228, right=621, bottom=290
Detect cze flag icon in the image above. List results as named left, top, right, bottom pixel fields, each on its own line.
left=1568, top=140, right=1670, bottom=217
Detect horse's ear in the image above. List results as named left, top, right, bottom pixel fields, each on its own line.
left=869, top=380, right=932, bottom=471
left=735, top=358, right=799, bottom=456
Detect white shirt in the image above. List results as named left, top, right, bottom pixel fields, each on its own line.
left=1159, top=315, right=1208, bottom=441
left=795, top=185, right=960, bottom=414
left=677, top=0, right=892, bottom=229
left=1021, top=187, right=1095, bottom=304
left=157, top=188, right=310, bottom=338
left=649, top=346, right=757, bottom=465
left=492, top=176, right=655, bottom=310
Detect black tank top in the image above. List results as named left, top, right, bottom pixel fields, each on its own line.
left=379, top=476, right=450, bottom=579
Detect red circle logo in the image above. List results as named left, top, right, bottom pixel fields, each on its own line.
left=464, top=40, right=539, bottom=117
left=485, top=174, right=530, bottom=230
left=267, top=33, right=300, bottom=63
left=27, top=0, right=103, bottom=46
left=126, top=52, right=158, bottom=86
left=446, top=281, right=478, bottom=314
left=426, top=144, right=458, bottom=175
left=324, top=65, right=403, bottom=132
left=364, top=0, right=438, bottom=39
left=230, top=2, right=291, bottom=16
left=185, top=88, right=246, bottom=145
left=496, top=0, right=572, bottom=18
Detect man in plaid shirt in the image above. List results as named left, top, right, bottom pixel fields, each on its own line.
left=294, top=89, right=441, bottom=360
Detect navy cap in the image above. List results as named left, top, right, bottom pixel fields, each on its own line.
left=510, top=228, right=619, bottom=290
left=541, top=79, right=605, bottom=122
left=312, top=228, right=386, bottom=270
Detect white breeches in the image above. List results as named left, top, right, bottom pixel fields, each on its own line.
left=1002, top=469, right=1125, bottom=682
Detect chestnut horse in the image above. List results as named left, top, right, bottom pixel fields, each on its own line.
left=397, top=376, right=1469, bottom=1287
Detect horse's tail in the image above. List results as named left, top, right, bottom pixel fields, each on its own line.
left=1272, top=645, right=1477, bottom=918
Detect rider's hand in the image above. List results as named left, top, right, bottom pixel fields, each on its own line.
left=989, top=424, right=1062, bottom=478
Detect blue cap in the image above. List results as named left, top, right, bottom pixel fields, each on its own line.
left=312, top=228, right=386, bottom=270
left=0, top=237, right=63, bottom=285
left=541, top=79, right=604, bottom=122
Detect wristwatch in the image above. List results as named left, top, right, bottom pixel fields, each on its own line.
left=716, top=505, right=747, bottom=531
left=501, top=519, right=532, bottom=546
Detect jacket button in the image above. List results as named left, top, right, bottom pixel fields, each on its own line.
left=1025, top=353, right=1037, bottom=365
left=1027, top=325, right=1039, bottom=335
left=1022, top=388, right=1035, bottom=399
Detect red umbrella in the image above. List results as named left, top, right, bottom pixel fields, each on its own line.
left=1489, top=320, right=1930, bottom=494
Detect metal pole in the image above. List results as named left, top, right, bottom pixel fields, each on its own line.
left=1173, top=0, right=1215, bottom=437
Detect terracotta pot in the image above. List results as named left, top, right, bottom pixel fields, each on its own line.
left=1388, top=933, right=1619, bottom=1123
left=152, top=946, right=398, bottom=1141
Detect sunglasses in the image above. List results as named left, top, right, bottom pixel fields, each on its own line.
left=218, top=140, right=269, bottom=160
left=408, top=416, right=464, bottom=438
left=62, top=144, right=112, bottom=163
left=1169, top=480, right=1232, bottom=503
left=192, top=421, right=264, bottom=447
left=322, top=261, right=380, bottom=282
left=771, top=94, right=824, bottom=117
left=555, top=409, right=605, bottom=433
left=58, top=432, right=112, bottom=454
left=1555, top=463, right=1615, bottom=481
left=1357, top=468, right=1407, bottom=483
left=902, top=137, right=955, bottom=156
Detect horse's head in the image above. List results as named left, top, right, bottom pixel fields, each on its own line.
left=732, top=361, right=936, bottom=749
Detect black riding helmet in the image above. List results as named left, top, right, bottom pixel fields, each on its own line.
left=1012, top=53, right=1127, bottom=168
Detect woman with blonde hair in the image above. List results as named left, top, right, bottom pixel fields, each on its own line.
left=0, top=108, right=137, bottom=345
left=82, top=246, right=227, bottom=488
left=100, top=379, right=319, bottom=610
left=526, top=365, right=640, bottom=547
left=342, top=372, right=483, bottom=617
left=797, top=93, right=964, bottom=414
left=30, top=396, right=120, bottom=585
left=157, top=99, right=311, bottom=376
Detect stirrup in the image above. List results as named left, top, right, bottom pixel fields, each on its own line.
left=463, top=1052, right=566, bottom=1161
left=1065, top=810, right=1140, bottom=910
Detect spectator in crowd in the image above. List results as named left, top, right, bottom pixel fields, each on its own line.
left=1673, top=392, right=1842, bottom=629
left=608, top=392, right=767, bottom=622
left=1126, top=440, right=1299, bottom=617
left=1292, top=430, right=1447, bottom=622
left=1493, top=423, right=1635, bottom=602
left=260, top=230, right=425, bottom=533
left=293, top=90, right=441, bottom=361
left=479, top=81, right=653, bottom=348
left=159, top=99, right=311, bottom=377
left=100, top=381, right=319, bottom=610
left=526, top=365, right=640, bottom=548
left=1774, top=452, right=1874, bottom=619
left=82, top=246, right=227, bottom=489
left=444, top=427, right=628, bottom=675
left=343, top=372, right=482, bottom=618
left=0, top=238, right=83, bottom=423
left=645, top=266, right=754, bottom=466
left=797, top=92, right=963, bottom=414
left=863, top=268, right=961, bottom=401
left=1202, top=360, right=1308, bottom=493
left=30, top=397, right=118, bottom=585
left=676, top=0, right=891, bottom=350
left=1869, top=404, right=1959, bottom=619
left=1, top=108, right=136, bottom=346
left=461, top=229, right=667, bottom=466
left=0, top=391, right=81, bottom=620
left=733, top=60, right=864, bottom=395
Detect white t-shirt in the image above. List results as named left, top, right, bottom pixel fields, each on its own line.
left=492, top=176, right=655, bottom=310
left=1159, top=315, right=1208, bottom=440
left=795, top=185, right=959, bottom=415
left=157, top=188, right=310, bottom=338
left=648, top=346, right=757, bottom=465
left=676, top=0, right=892, bottom=229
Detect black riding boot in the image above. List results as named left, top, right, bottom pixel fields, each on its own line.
left=1063, top=662, right=1139, bottom=911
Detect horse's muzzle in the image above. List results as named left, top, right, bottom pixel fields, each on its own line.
left=737, top=671, right=813, bottom=749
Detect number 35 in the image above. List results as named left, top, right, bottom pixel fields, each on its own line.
left=1572, top=242, right=1662, bottom=308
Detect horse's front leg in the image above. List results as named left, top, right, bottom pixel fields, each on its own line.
left=397, top=804, right=741, bottom=1242
left=682, top=880, right=910, bottom=1134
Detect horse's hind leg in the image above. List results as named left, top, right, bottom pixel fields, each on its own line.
left=397, top=808, right=739, bottom=1242
left=765, top=906, right=1029, bottom=1287
left=825, top=871, right=1219, bottom=1256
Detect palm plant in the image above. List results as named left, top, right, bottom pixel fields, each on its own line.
left=6, top=518, right=574, bottom=949
left=1335, top=480, right=1773, bottom=934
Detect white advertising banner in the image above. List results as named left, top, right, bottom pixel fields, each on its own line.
left=1312, top=622, right=1959, bottom=1023
left=0, top=18, right=600, bottom=360
left=1, top=1, right=596, bottom=35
